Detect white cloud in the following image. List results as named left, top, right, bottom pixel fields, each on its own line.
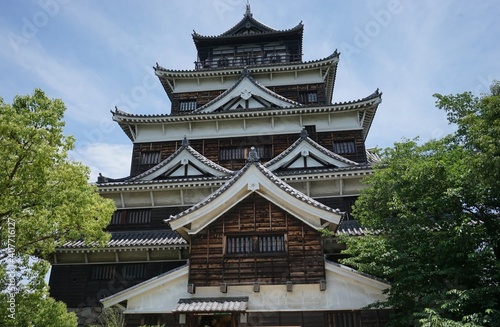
left=70, top=143, right=132, bottom=182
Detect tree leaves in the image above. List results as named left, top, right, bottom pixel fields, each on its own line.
left=0, top=89, right=116, bottom=326
left=341, top=82, right=500, bottom=326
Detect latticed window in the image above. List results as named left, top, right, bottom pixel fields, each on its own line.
left=140, top=151, right=160, bottom=165
left=333, top=140, right=356, bottom=154
left=110, top=210, right=151, bottom=225
left=91, top=265, right=116, bottom=280
left=257, top=235, right=285, bottom=253
left=226, top=235, right=285, bottom=254
left=121, top=264, right=147, bottom=279
left=219, top=145, right=272, bottom=161
left=299, top=91, right=318, bottom=104
left=179, top=99, right=197, bottom=112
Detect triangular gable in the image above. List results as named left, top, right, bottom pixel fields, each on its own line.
left=128, top=138, right=233, bottom=182
left=265, top=129, right=359, bottom=172
left=193, top=70, right=301, bottom=113
left=101, top=261, right=389, bottom=312
left=167, top=151, right=342, bottom=236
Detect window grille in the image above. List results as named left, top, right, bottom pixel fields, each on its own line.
left=91, top=265, right=116, bottom=280
left=110, top=211, right=123, bottom=224
left=226, top=235, right=285, bottom=254
left=140, top=151, right=160, bottom=165
left=333, top=140, right=356, bottom=154
left=126, top=210, right=151, bottom=224
left=110, top=210, right=151, bottom=225
left=299, top=91, right=318, bottom=104
left=121, top=264, right=146, bottom=279
left=179, top=100, right=197, bottom=112
left=219, top=145, right=272, bottom=161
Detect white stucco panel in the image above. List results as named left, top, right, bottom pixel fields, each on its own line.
left=118, top=262, right=389, bottom=314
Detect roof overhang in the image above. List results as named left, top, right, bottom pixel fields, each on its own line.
left=172, top=297, right=248, bottom=313
left=112, top=89, right=380, bottom=142
left=168, top=163, right=342, bottom=235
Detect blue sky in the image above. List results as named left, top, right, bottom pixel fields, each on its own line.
left=1, top=0, right=499, bottom=181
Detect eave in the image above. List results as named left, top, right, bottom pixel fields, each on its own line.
left=112, top=89, right=381, bottom=142
left=166, top=162, right=343, bottom=235
left=154, top=52, right=339, bottom=100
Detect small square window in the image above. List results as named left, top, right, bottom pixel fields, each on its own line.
left=333, top=140, right=357, bottom=154
left=299, top=91, right=318, bottom=104
left=140, top=151, right=160, bottom=165
left=179, top=100, right=197, bottom=112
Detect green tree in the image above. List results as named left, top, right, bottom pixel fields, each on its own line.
left=340, top=82, right=500, bottom=326
left=0, top=89, right=116, bottom=326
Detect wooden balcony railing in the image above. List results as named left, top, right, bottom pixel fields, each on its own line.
left=195, top=53, right=302, bottom=70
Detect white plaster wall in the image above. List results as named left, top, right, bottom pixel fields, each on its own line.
left=124, top=264, right=388, bottom=313
left=133, top=111, right=361, bottom=143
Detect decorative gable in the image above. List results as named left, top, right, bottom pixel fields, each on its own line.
left=166, top=149, right=342, bottom=236
left=265, top=129, right=360, bottom=172
left=128, top=138, right=233, bottom=182
left=193, top=69, right=301, bottom=113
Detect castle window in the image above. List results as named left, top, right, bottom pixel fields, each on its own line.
left=140, top=151, right=160, bottom=165
left=226, top=235, right=286, bottom=255
left=299, top=91, right=318, bottom=104
left=333, top=140, right=356, bottom=154
left=110, top=210, right=151, bottom=225
left=179, top=99, right=197, bottom=112
left=91, top=265, right=116, bottom=280
left=219, top=145, right=272, bottom=161
left=121, top=264, right=147, bottom=279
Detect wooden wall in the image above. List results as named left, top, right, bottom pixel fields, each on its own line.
left=131, top=130, right=366, bottom=176
left=188, top=193, right=325, bottom=286
left=49, top=261, right=186, bottom=308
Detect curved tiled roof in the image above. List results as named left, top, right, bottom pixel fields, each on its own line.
left=193, top=69, right=302, bottom=113
left=57, top=230, right=187, bottom=250
left=112, top=86, right=379, bottom=122
left=264, top=129, right=359, bottom=169
left=166, top=159, right=342, bottom=225
left=173, top=297, right=249, bottom=313
left=127, top=138, right=233, bottom=182
left=192, top=4, right=302, bottom=39
left=154, top=51, right=338, bottom=76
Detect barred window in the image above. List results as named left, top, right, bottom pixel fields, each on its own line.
left=179, top=100, right=197, bottom=112
left=333, top=140, right=356, bottom=154
left=91, top=264, right=147, bottom=280
left=299, top=91, right=318, bottom=104
left=226, top=235, right=285, bottom=255
left=219, top=145, right=272, bottom=161
left=110, top=210, right=151, bottom=225
left=140, top=151, right=160, bottom=165
left=121, top=264, right=147, bottom=279
left=91, top=265, right=116, bottom=280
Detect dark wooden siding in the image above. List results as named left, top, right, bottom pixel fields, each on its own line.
left=188, top=193, right=325, bottom=286
left=49, top=261, right=186, bottom=308
left=106, top=206, right=189, bottom=232
left=131, top=130, right=366, bottom=175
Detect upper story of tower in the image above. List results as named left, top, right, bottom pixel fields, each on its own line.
left=153, top=4, right=341, bottom=115
left=192, top=4, right=304, bottom=70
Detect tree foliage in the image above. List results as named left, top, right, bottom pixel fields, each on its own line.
left=341, top=82, right=500, bottom=326
left=0, top=89, right=115, bottom=326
